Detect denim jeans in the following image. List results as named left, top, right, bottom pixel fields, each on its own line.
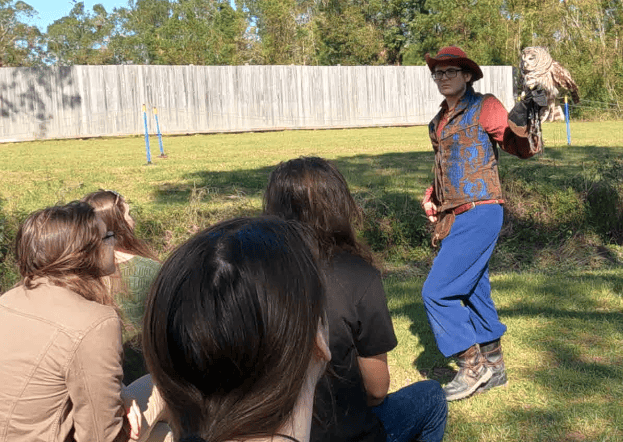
left=372, top=380, right=447, bottom=442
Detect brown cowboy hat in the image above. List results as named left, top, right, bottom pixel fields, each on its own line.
left=425, top=46, right=483, bottom=82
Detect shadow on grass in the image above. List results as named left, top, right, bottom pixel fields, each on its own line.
left=386, top=293, right=457, bottom=383
left=149, top=151, right=434, bottom=205
left=383, top=267, right=623, bottom=390
left=150, top=145, right=622, bottom=256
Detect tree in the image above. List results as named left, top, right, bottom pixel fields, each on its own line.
left=315, top=2, right=385, bottom=65
left=0, top=0, right=41, bottom=66
left=402, top=0, right=512, bottom=66
left=239, top=0, right=319, bottom=65
left=110, top=0, right=246, bottom=65
left=44, top=2, right=116, bottom=65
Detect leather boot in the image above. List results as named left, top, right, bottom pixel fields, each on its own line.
left=476, top=339, right=508, bottom=393
left=443, top=344, right=492, bottom=401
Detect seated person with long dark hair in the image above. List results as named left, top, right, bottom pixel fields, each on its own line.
left=0, top=202, right=144, bottom=442
left=264, top=157, right=447, bottom=442
left=142, top=216, right=331, bottom=442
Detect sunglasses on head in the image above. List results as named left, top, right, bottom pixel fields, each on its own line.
left=100, top=189, right=123, bottom=205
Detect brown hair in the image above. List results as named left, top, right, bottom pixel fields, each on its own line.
left=15, top=201, right=111, bottom=305
left=143, top=216, right=325, bottom=442
left=82, top=190, right=157, bottom=260
left=263, top=156, right=374, bottom=264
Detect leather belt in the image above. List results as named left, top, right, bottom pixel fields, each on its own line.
left=451, top=199, right=505, bottom=216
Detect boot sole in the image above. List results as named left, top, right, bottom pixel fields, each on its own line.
left=475, top=379, right=509, bottom=394
left=444, top=368, right=493, bottom=401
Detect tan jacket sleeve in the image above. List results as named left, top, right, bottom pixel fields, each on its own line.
left=66, top=315, right=127, bottom=442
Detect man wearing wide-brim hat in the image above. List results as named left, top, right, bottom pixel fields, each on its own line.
left=419, top=46, right=545, bottom=401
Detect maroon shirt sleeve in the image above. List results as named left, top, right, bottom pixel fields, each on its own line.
left=481, top=96, right=534, bottom=159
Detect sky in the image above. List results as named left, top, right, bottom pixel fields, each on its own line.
left=25, top=0, right=132, bottom=31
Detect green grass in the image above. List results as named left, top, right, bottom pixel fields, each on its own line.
left=1, top=121, right=622, bottom=441
left=385, top=270, right=623, bottom=441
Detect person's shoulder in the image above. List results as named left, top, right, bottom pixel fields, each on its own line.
left=481, top=93, right=504, bottom=108
left=125, top=255, right=161, bottom=271
left=1, top=281, right=118, bottom=334
left=329, top=252, right=381, bottom=285
left=332, top=251, right=377, bottom=271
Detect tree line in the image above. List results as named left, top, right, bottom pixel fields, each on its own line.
left=2, top=0, right=622, bottom=118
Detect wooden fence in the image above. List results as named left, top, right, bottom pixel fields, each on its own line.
left=0, top=65, right=514, bottom=143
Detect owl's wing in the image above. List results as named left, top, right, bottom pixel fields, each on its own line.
left=551, top=61, right=580, bottom=103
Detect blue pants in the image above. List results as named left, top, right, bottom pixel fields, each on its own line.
left=421, top=204, right=507, bottom=357
left=372, top=380, right=447, bottom=442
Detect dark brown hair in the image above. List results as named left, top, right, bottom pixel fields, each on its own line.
left=82, top=190, right=158, bottom=260
left=143, top=216, right=325, bottom=442
left=15, top=201, right=111, bottom=305
left=263, top=156, right=374, bottom=264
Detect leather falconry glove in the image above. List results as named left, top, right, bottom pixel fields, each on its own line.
left=508, top=88, right=547, bottom=137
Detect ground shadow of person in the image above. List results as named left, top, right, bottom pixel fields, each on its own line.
left=387, top=292, right=457, bottom=385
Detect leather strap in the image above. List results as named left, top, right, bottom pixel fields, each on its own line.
left=451, top=199, right=505, bottom=216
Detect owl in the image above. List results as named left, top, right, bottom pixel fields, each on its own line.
left=520, top=46, right=580, bottom=122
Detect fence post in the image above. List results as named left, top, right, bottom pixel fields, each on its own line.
left=564, top=96, right=571, bottom=145
left=153, top=106, right=167, bottom=158
left=142, top=104, right=152, bottom=165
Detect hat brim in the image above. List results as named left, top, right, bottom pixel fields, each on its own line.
left=425, top=53, right=483, bottom=82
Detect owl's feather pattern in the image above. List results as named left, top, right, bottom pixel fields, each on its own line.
left=520, top=46, right=579, bottom=121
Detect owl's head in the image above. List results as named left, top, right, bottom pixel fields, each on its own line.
left=521, top=47, right=553, bottom=74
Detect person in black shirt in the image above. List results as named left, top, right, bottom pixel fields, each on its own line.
left=264, top=157, right=447, bottom=442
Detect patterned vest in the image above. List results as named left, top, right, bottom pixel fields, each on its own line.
left=429, top=88, right=503, bottom=212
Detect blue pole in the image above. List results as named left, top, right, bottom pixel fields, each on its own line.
left=143, top=104, right=152, bottom=164
left=564, top=96, right=571, bottom=145
left=153, top=106, right=166, bottom=157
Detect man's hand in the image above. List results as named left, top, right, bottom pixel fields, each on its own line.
left=422, top=186, right=438, bottom=223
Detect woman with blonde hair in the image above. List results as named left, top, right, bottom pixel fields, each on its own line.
left=0, top=201, right=143, bottom=441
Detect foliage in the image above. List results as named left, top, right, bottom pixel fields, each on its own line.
left=239, top=0, right=320, bottom=65
left=314, top=2, right=385, bottom=66
left=0, top=0, right=41, bottom=66
left=404, top=0, right=510, bottom=66
left=45, top=2, right=116, bottom=65
left=0, top=197, right=20, bottom=293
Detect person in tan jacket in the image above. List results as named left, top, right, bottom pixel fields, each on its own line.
left=0, top=202, right=149, bottom=442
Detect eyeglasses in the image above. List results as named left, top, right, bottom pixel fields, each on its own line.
left=432, top=69, right=463, bottom=80
left=102, top=231, right=116, bottom=243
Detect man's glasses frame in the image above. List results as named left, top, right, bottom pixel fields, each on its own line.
left=432, top=69, right=463, bottom=81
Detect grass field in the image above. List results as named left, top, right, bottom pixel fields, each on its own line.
left=1, top=121, right=622, bottom=441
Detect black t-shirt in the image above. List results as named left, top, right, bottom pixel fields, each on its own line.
left=311, top=252, right=398, bottom=442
